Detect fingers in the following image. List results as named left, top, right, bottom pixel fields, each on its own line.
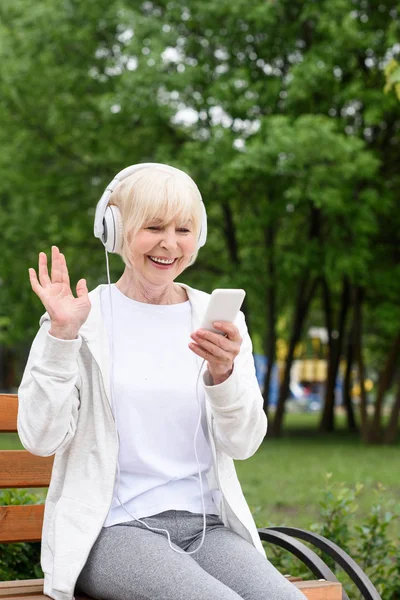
left=189, top=322, right=242, bottom=370
left=191, top=329, right=239, bottom=358
left=50, top=246, right=62, bottom=284
left=191, top=326, right=242, bottom=350
left=189, top=341, right=212, bottom=360
left=31, top=247, right=79, bottom=293
left=28, top=267, right=44, bottom=298
left=191, top=331, right=229, bottom=355
left=188, top=339, right=234, bottom=383
left=36, top=247, right=70, bottom=287
left=76, top=279, right=88, bottom=298
left=190, top=337, right=227, bottom=360
left=38, top=252, right=51, bottom=287
left=212, top=321, right=242, bottom=341
left=38, top=247, right=63, bottom=287
left=59, top=252, right=70, bottom=287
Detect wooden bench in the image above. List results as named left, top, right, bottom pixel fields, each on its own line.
left=0, top=393, right=355, bottom=600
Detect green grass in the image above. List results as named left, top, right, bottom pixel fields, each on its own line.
left=234, top=413, right=400, bottom=537
left=2, top=414, right=400, bottom=537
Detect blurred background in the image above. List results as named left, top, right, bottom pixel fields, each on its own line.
left=0, top=0, right=400, bottom=589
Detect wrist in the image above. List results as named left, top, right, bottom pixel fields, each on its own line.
left=209, top=365, right=233, bottom=385
left=49, top=325, right=79, bottom=340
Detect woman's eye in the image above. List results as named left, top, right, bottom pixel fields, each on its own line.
left=145, top=225, right=190, bottom=232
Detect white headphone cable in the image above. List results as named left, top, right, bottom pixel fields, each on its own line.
left=104, top=247, right=207, bottom=554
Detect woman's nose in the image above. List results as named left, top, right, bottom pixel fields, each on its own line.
left=160, top=227, right=178, bottom=250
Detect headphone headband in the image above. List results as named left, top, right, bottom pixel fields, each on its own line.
left=94, top=163, right=207, bottom=255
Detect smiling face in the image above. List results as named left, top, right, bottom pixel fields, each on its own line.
left=108, top=165, right=204, bottom=276
left=127, top=217, right=197, bottom=285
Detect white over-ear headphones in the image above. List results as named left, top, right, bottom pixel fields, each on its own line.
left=94, top=162, right=207, bottom=255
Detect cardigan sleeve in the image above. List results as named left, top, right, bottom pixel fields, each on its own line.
left=203, top=311, right=267, bottom=459
left=17, top=317, right=82, bottom=457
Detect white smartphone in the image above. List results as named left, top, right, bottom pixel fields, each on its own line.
left=201, top=289, right=246, bottom=335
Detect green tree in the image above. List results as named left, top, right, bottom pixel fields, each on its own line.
left=1, top=0, right=400, bottom=444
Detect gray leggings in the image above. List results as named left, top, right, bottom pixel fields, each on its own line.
left=76, top=510, right=306, bottom=600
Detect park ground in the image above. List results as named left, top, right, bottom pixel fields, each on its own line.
left=235, top=413, right=400, bottom=538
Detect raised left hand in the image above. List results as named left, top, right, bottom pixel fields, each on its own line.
left=189, top=321, right=243, bottom=385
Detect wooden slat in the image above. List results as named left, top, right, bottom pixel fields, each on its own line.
left=0, top=578, right=312, bottom=595
left=0, top=451, right=53, bottom=489
left=296, top=580, right=342, bottom=600
left=0, top=580, right=45, bottom=596
left=0, top=596, right=92, bottom=599
left=0, top=596, right=48, bottom=599
left=0, top=505, right=44, bottom=543
left=0, top=579, right=341, bottom=600
left=0, top=578, right=302, bottom=596
left=0, top=579, right=93, bottom=598
left=0, top=580, right=94, bottom=598
left=0, top=395, right=18, bottom=433
left=0, top=596, right=92, bottom=600
left=0, top=579, right=342, bottom=600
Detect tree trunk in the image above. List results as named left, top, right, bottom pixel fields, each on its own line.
left=262, top=224, right=277, bottom=414
left=319, top=276, right=350, bottom=432
left=367, top=329, right=400, bottom=443
left=0, top=346, right=16, bottom=391
left=221, top=202, right=252, bottom=332
left=271, top=204, right=322, bottom=437
left=342, top=317, right=358, bottom=432
left=383, top=373, right=400, bottom=444
left=353, top=285, right=369, bottom=441
left=319, top=276, right=334, bottom=430
left=270, top=275, right=320, bottom=437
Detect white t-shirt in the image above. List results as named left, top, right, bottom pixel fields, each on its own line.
left=101, top=285, right=220, bottom=527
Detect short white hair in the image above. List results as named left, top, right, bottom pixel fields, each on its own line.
left=109, top=165, right=204, bottom=268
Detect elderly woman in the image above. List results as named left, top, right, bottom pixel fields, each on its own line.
left=18, top=164, right=305, bottom=600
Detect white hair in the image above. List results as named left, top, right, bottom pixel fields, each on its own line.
left=109, top=165, right=203, bottom=268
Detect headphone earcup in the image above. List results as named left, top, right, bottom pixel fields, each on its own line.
left=103, top=205, right=123, bottom=254
left=197, top=201, right=207, bottom=249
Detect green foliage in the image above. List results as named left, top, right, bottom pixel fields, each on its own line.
left=0, top=490, right=43, bottom=581
left=0, top=489, right=42, bottom=506
left=310, top=474, right=362, bottom=561
left=1, top=0, right=400, bottom=438
left=355, top=485, right=400, bottom=599
left=0, top=542, right=42, bottom=581
left=267, top=476, right=400, bottom=600
left=384, top=59, right=400, bottom=100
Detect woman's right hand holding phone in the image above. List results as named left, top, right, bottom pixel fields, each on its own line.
left=29, top=246, right=91, bottom=340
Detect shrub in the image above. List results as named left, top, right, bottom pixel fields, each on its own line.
left=0, top=489, right=43, bottom=581
left=354, top=485, right=400, bottom=600
left=266, top=475, right=400, bottom=600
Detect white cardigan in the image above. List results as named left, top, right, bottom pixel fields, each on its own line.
left=17, top=283, right=268, bottom=600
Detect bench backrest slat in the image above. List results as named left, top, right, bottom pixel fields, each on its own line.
left=0, top=394, right=48, bottom=544
left=0, top=505, right=44, bottom=543
left=0, top=394, right=18, bottom=433
left=0, top=451, right=53, bottom=488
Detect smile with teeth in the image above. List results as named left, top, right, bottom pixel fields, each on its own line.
left=148, top=256, right=177, bottom=265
